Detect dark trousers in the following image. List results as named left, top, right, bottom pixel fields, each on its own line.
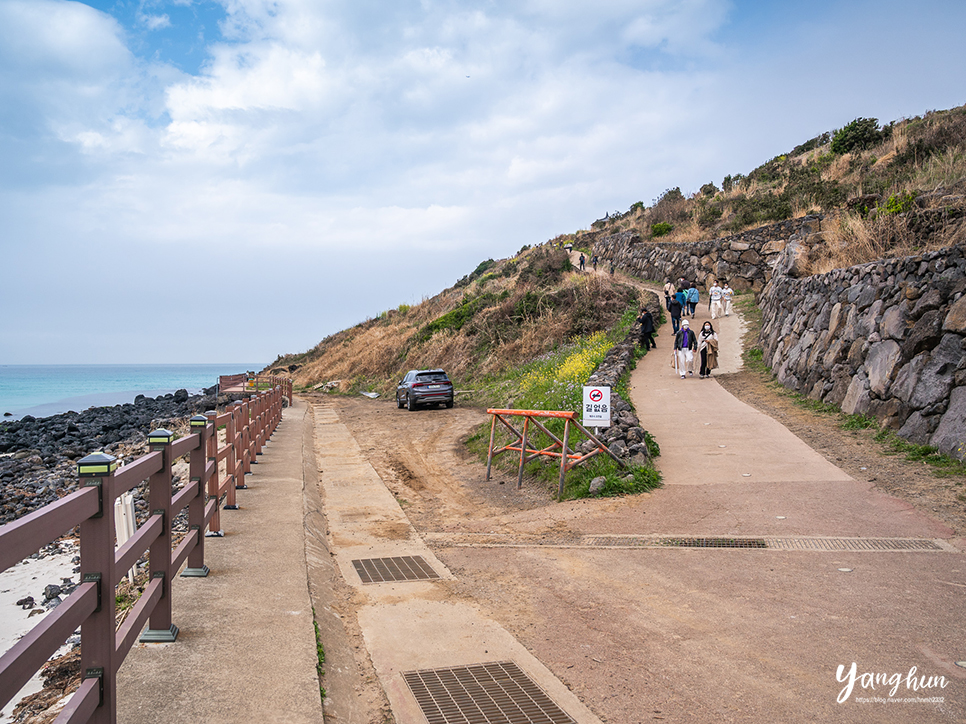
left=671, top=316, right=681, bottom=333
left=688, top=302, right=697, bottom=316
left=665, top=295, right=672, bottom=311
left=700, top=349, right=710, bottom=376
left=639, top=333, right=654, bottom=350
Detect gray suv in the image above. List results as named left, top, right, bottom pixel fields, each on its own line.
left=396, top=369, right=454, bottom=410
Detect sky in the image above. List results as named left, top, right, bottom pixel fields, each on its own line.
left=1, top=0, right=964, bottom=365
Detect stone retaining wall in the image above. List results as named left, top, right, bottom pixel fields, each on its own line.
left=581, top=290, right=663, bottom=465
left=592, top=216, right=820, bottom=293
left=759, top=246, right=966, bottom=458
left=593, top=220, right=966, bottom=460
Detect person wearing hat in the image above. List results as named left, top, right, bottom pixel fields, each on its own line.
left=673, top=318, right=697, bottom=378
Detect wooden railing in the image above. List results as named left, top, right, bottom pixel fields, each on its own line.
left=219, top=373, right=293, bottom=402
left=0, top=385, right=286, bottom=724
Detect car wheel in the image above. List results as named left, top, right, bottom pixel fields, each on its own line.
left=397, top=394, right=404, bottom=409
left=407, top=393, right=417, bottom=411
left=445, top=400, right=453, bottom=409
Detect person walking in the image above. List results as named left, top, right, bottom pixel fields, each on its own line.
left=722, top=282, right=735, bottom=316
left=674, top=319, right=697, bottom=378
left=697, top=321, right=719, bottom=378
left=663, top=279, right=675, bottom=311
left=592, top=254, right=599, bottom=272
left=687, top=282, right=699, bottom=317
left=579, top=253, right=585, bottom=271
left=709, top=281, right=723, bottom=319
left=675, top=287, right=687, bottom=316
left=668, top=294, right=683, bottom=334
left=637, top=307, right=656, bottom=350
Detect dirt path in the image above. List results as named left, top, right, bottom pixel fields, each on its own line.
left=311, top=275, right=965, bottom=723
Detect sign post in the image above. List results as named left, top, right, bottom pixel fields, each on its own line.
left=582, top=386, right=611, bottom=429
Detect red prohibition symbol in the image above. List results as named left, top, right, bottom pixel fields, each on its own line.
left=589, top=388, right=603, bottom=403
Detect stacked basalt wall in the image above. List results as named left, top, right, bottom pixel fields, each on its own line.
left=759, top=247, right=966, bottom=458
left=593, top=219, right=966, bottom=460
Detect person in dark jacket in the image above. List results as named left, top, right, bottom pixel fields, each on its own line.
left=637, top=308, right=656, bottom=350
left=673, top=319, right=697, bottom=378
left=668, top=295, right=683, bottom=333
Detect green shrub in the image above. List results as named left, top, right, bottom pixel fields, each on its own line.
left=883, top=191, right=918, bottom=214
left=830, top=118, right=883, bottom=155
left=651, top=222, right=673, bottom=237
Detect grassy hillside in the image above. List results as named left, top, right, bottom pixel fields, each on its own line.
left=270, top=246, right=644, bottom=403
left=560, top=103, right=966, bottom=269
left=273, top=102, right=966, bottom=398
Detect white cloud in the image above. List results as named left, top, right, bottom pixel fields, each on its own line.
left=3, top=0, right=966, bottom=363
left=138, top=12, right=171, bottom=31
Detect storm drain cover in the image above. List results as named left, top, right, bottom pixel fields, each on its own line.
left=403, top=661, right=575, bottom=724
left=352, top=555, right=440, bottom=584
left=582, top=536, right=950, bottom=552
left=659, top=537, right=767, bottom=548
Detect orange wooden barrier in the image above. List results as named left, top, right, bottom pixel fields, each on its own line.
left=485, top=408, right=623, bottom=499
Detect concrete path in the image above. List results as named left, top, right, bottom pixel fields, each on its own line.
left=117, top=401, right=322, bottom=724
left=311, top=403, right=602, bottom=724
left=629, top=292, right=953, bottom=540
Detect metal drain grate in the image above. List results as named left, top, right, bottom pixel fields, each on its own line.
left=404, top=661, right=575, bottom=724
left=582, top=536, right=950, bottom=552
left=766, top=537, right=944, bottom=551
left=352, top=555, right=440, bottom=584
left=660, top=537, right=767, bottom=548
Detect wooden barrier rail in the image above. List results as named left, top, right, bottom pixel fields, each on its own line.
left=485, top=408, right=624, bottom=500
left=0, top=384, right=287, bottom=724
left=219, top=373, right=293, bottom=404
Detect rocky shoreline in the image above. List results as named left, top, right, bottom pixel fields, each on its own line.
left=0, top=388, right=222, bottom=526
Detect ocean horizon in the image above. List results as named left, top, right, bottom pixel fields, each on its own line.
left=0, top=364, right=265, bottom=420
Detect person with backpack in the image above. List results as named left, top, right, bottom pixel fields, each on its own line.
left=663, top=279, right=675, bottom=311
left=687, top=283, right=699, bottom=317
left=592, top=254, right=599, bottom=271
left=668, top=294, right=683, bottom=334
left=579, top=253, right=585, bottom=271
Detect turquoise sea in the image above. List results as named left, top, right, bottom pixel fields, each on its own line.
left=0, top=364, right=264, bottom=420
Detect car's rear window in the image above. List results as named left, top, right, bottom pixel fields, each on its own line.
left=417, top=372, right=449, bottom=382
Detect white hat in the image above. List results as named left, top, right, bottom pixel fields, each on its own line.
left=681, top=319, right=690, bottom=327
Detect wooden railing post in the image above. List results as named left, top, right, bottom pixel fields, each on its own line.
left=232, top=403, right=247, bottom=490
left=223, top=406, right=238, bottom=510
left=249, top=395, right=259, bottom=462
left=205, top=410, right=223, bottom=536
left=140, top=429, right=178, bottom=643
left=240, top=399, right=253, bottom=472
left=77, top=451, right=119, bottom=724
left=253, top=394, right=265, bottom=457
left=182, top=416, right=210, bottom=577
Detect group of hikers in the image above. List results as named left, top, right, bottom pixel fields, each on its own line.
left=636, top=277, right=730, bottom=380
left=662, top=277, right=734, bottom=333
left=577, top=252, right=616, bottom=274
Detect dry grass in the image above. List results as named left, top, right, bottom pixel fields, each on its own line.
left=280, top=251, right=640, bottom=397
left=808, top=209, right=965, bottom=274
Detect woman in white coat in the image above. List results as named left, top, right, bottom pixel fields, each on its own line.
left=697, top=321, right=719, bottom=378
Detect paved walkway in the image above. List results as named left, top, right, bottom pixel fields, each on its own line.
left=310, top=404, right=601, bottom=724
left=627, top=291, right=953, bottom=540
left=117, top=401, right=322, bottom=724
